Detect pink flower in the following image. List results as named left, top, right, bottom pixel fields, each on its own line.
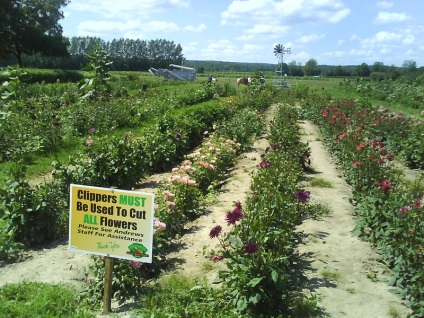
left=162, top=190, right=174, bottom=200
left=154, top=217, right=166, bottom=230
left=166, top=201, right=176, bottom=209
left=398, top=206, right=412, bottom=217
left=129, top=260, right=143, bottom=268
left=86, top=137, right=94, bottom=146
left=413, top=199, right=422, bottom=209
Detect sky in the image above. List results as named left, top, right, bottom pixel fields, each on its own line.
left=60, top=0, right=424, bottom=67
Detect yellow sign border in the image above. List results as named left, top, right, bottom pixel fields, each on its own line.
left=69, top=184, right=154, bottom=263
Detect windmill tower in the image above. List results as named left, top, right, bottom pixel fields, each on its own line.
left=273, top=44, right=291, bottom=79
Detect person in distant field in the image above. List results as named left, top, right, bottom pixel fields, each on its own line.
left=207, top=76, right=212, bottom=84
left=259, top=76, right=266, bottom=88
left=248, top=76, right=251, bottom=84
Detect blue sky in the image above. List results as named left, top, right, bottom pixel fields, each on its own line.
left=60, top=0, right=424, bottom=67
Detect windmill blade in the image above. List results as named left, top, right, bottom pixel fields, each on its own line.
left=274, top=44, right=284, bottom=56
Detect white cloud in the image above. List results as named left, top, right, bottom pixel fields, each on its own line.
left=77, top=18, right=194, bottom=38
left=68, top=0, right=189, bottom=19
left=374, top=11, right=411, bottom=24
left=199, top=40, right=241, bottom=61
left=77, top=20, right=141, bottom=37
left=297, top=34, right=325, bottom=44
left=143, top=21, right=179, bottom=32
left=221, top=0, right=351, bottom=26
left=337, top=39, right=345, bottom=46
left=376, top=1, right=393, bottom=9
left=184, top=24, right=207, bottom=33
left=350, top=34, right=360, bottom=41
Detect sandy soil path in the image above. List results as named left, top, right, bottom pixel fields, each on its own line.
left=297, top=120, right=411, bottom=318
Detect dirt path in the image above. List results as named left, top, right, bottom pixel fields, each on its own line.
left=297, top=120, right=411, bottom=318
left=0, top=104, right=412, bottom=317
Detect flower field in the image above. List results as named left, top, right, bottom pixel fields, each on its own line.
left=0, top=64, right=423, bottom=317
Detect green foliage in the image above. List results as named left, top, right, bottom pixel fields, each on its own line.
left=1, top=66, right=29, bottom=104
left=0, top=163, right=60, bottom=246
left=79, top=45, right=113, bottom=99
left=213, top=103, right=313, bottom=316
left=291, top=83, right=309, bottom=98
left=0, top=0, right=70, bottom=68
left=0, top=282, right=94, bottom=318
left=135, top=274, right=238, bottom=317
left=0, top=226, right=24, bottom=261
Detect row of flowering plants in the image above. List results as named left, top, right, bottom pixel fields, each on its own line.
left=72, top=92, right=271, bottom=304
left=208, top=103, right=316, bottom=316
left=0, top=66, right=223, bottom=162
left=299, top=95, right=424, bottom=316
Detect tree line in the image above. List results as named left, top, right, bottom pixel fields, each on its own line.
left=1, top=0, right=423, bottom=79
left=0, top=0, right=183, bottom=70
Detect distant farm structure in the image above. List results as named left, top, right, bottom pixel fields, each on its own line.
left=149, top=64, right=197, bottom=81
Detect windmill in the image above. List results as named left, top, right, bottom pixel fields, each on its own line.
left=273, top=43, right=291, bottom=78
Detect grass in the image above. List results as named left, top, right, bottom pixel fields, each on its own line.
left=134, top=274, right=239, bottom=317
left=388, top=306, right=401, bottom=318
left=305, top=202, right=332, bottom=220
left=202, top=260, right=214, bottom=271
left=346, top=287, right=356, bottom=294
left=310, top=177, right=332, bottom=188
left=0, top=282, right=94, bottom=318
left=320, top=270, right=341, bottom=282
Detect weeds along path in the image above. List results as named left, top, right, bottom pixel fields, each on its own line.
left=297, top=120, right=412, bottom=318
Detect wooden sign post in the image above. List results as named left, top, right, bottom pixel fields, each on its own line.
left=103, top=256, right=115, bottom=314
left=68, top=184, right=154, bottom=315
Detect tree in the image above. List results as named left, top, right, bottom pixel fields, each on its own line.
left=304, top=59, right=320, bottom=76
left=355, top=63, right=370, bottom=77
left=402, top=59, right=416, bottom=70
left=0, top=0, right=70, bottom=68
left=372, top=61, right=386, bottom=73
left=288, top=61, right=304, bottom=76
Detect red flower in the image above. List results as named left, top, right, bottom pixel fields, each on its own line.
left=295, top=191, right=310, bottom=203
left=398, top=206, right=411, bottom=217
left=378, top=180, right=392, bottom=193
left=356, top=143, right=365, bottom=150
left=352, top=160, right=360, bottom=167
left=243, top=243, right=259, bottom=254
left=225, top=207, right=244, bottom=225
left=413, top=199, right=422, bottom=209
left=209, top=225, right=222, bottom=238
left=210, top=255, right=224, bottom=262
left=259, top=160, right=272, bottom=168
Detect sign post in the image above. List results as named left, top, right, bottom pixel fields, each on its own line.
left=68, top=184, right=154, bottom=314
left=103, top=256, right=114, bottom=314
